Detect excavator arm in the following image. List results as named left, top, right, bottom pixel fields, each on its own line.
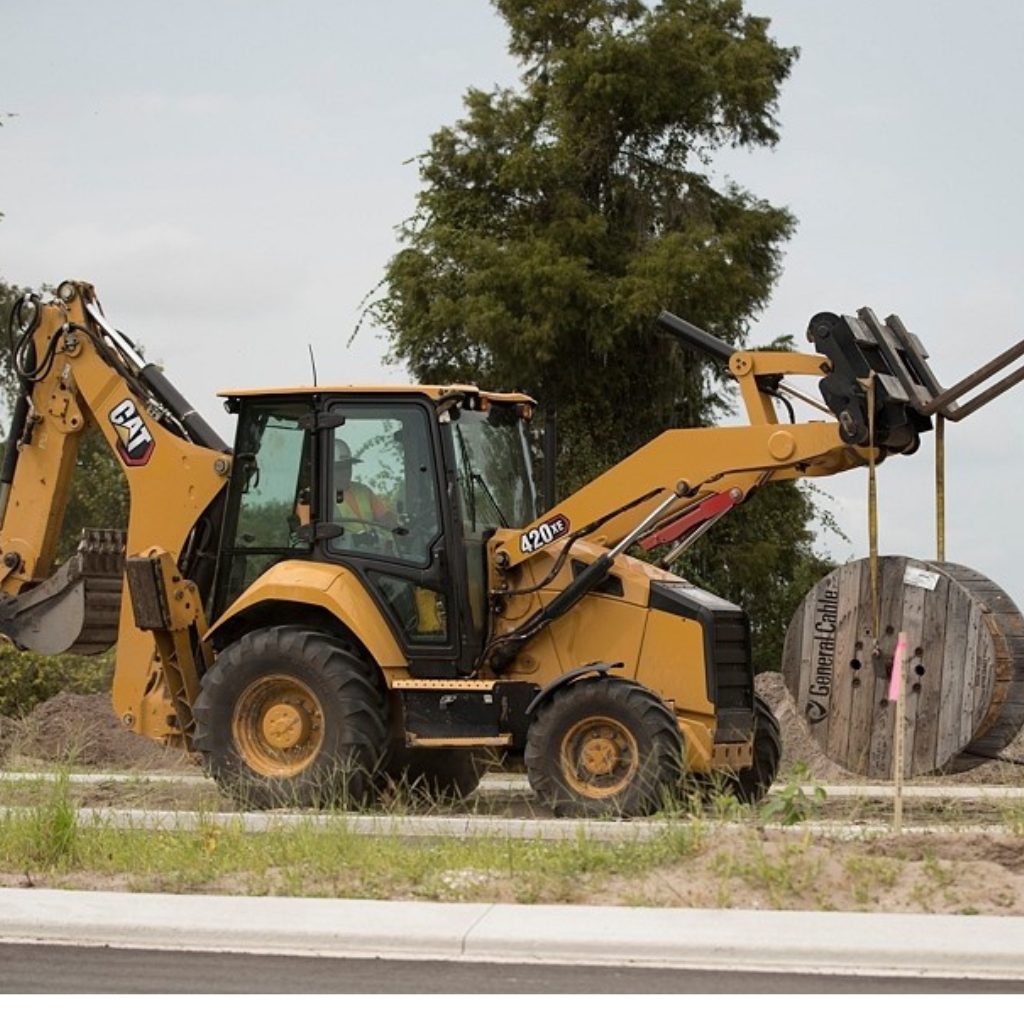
left=0, top=281, right=231, bottom=740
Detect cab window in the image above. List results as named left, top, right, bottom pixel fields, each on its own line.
left=216, top=402, right=311, bottom=612
left=328, top=405, right=441, bottom=567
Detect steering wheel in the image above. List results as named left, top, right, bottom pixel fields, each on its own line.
left=334, top=517, right=397, bottom=537
left=333, top=517, right=402, bottom=553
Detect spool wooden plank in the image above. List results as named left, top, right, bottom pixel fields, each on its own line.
left=910, top=570, right=950, bottom=775
left=845, top=557, right=878, bottom=775
left=826, top=560, right=862, bottom=767
left=943, top=563, right=1024, bottom=770
left=794, top=584, right=818, bottom=729
left=956, top=594, right=983, bottom=761
left=934, top=577, right=971, bottom=767
left=874, top=556, right=919, bottom=777
left=899, top=579, right=927, bottom=766
left=782, top=557, right=1024, bottom=777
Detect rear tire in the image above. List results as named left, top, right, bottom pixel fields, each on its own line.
left=524, top=678, right=683, bottom=818
left=193, top=626, right=387, bottom=809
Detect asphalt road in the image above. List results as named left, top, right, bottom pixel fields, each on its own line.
left=5, top=944, right=1024, bottom=994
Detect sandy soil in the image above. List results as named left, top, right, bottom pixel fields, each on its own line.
left=0, top=820, right=1021, bottom=915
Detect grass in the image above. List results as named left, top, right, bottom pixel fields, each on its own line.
left=844, top=852, right=904, bottom=905
left=21, top=770, right=80, bottom=868
left=0, top=795, right=708, bottom=902
left=0, top=769, right=1023, bottom=913
left=1002, top=801, right=1024, bottom=835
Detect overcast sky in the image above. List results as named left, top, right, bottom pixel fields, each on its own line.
left=3, top=1, right=1024, bottom=601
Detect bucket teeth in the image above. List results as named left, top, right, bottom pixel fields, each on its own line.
left=75, top=528, right=127, bottom=578
left=68, top=529, right=127, bottom=654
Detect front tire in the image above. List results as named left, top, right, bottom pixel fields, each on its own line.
left=193, top=626, right=387, bottom=809
left=524, top=678, right=683, bottom=818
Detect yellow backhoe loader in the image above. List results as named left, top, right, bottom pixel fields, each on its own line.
left=1, top=281, right=1018, bottom=816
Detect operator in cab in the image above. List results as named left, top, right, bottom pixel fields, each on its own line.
left=333, top=439, right=398, bottom=532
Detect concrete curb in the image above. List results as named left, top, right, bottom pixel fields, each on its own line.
left=0, top=803, right=1015, bottom=840
left=4, top=771, right=1024, bottom=801
left=1, top=888, right=1023, bottom=979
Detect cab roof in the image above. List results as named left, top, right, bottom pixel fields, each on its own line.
left=217, top=383, right=535, bottom=404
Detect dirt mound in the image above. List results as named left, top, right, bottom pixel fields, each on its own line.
left=3, top=692, right=192, bottom=771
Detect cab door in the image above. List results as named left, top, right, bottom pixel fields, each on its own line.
left=322, top=399, right=461, bottom=677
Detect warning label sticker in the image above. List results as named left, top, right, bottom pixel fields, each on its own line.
left=904, top=565, right=940, bottom=591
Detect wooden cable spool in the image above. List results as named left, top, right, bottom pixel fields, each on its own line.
left=781, top=556, right=1024, bottom=777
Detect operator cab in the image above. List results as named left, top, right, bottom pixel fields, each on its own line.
left=212, top=385, right=538, bottom=676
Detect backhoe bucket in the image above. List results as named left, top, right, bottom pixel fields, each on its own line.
left=0, top=529, right=124, bottom=655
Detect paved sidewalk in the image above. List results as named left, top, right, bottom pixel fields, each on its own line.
left=1, top=888, right=1022, bottom=980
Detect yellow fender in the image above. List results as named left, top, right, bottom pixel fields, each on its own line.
left=205, top=560, right=407, bottom=672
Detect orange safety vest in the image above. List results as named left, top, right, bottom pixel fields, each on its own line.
left=337, top=481, right=392, bottom=526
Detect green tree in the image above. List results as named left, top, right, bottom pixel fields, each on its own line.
left=376, top=0, right=831, bottom=669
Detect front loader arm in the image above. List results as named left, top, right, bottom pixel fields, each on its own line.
left=490, top=346, right=862, bottom=575
left=493, top=295, right=1024, bottom=573
left=484, top=305, right=1024, bottom=674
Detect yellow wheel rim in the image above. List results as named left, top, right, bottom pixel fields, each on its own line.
left=559, top=715, right=639, bottom=799
left=232, top=674, right=324, bottom=778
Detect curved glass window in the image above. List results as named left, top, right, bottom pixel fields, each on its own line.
left=451, top=405, right=538, bottom=534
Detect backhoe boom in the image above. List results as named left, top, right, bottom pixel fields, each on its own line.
left=0, top=281, right=230, bottom=741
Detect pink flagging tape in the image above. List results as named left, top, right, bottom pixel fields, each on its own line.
left=888, top=631, right=908, bottom=702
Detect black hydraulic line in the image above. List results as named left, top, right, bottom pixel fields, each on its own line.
left=777, top=391, right=796, bottom=424
left=499, top=534, right=580, bottom=598
left=9, top=294, right=59, bottom=386
left=489, top=550, right=614, bottom=674
left=2, top=295, right=41, bottom=500
left=498, top=487, right=660, bottom=600
left=0, top=392, right=30, bottom=488
left=139, top=364, right=229, bottom=452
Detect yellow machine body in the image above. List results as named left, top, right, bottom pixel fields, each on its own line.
left=5, top=281, right=997, bottom=815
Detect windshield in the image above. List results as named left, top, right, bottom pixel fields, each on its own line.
left=451, top=405, right=538, bottom=533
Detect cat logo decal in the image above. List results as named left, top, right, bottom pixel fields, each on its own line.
left=109, top=398, right=155, bottom=467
